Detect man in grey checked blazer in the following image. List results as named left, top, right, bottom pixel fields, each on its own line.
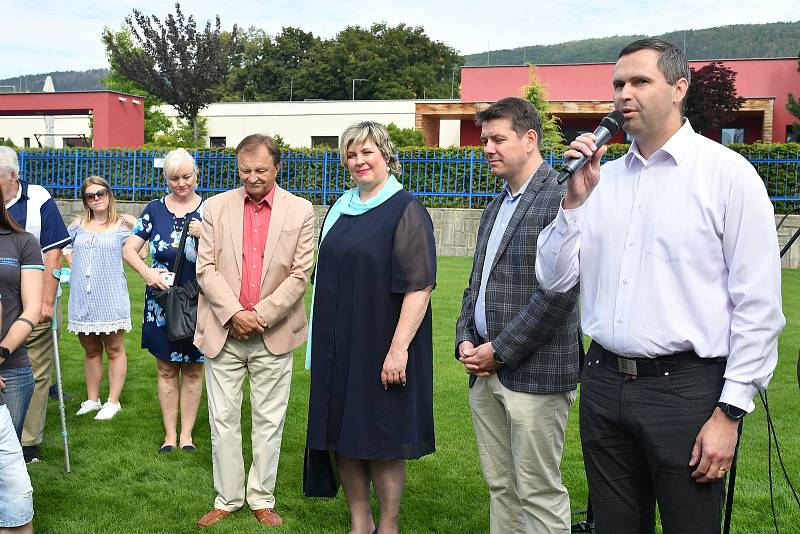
left=456, top=97, right=580, bottom=534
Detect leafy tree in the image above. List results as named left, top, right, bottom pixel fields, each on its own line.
left=102, top=29, right=171, bottom=144
left=787, top=51, right=800, bottom=141
left=522, top=65, right=564, bottom=147
left=221, top=27, right=318, bottom=102
left=221, top=23, right=461, bottom=102
left=101, top=3, right=237, bottom=144
left=386, top=123, right=425, bottom=147
left=148, top=117, right=208, bottom=148
left=0, top=138, right=16, bottom=148
left=685, top=61, right=745, bottom=133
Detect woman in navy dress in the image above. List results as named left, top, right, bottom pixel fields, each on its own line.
left=306, top=122, right=436, bottom=534
left=124, top=148, right=204, bottom=453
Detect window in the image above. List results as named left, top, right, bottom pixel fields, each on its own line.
left=787, top=125, right=800, bottom=143
left=209, top=136, right=226, bottom=147
left=721, top=128, right=744, bottom=145
left=62, top=137, right=89, bottom=148
left=23, top=138, right=30, bottom=148
left=311, top=136, right=338, bottom=148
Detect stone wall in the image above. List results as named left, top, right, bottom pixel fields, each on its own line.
left=55, top=199, right=800, bottom=267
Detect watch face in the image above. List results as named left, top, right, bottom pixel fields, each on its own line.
left=719, top=403, right=745, bottom=420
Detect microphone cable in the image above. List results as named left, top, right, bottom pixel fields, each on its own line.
left=759, top=389, right=800, bottom=534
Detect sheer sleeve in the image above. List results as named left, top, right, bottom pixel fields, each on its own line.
left=390, top=198, right=436, bottom=294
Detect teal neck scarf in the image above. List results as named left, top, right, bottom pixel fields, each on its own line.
left=305, top=175, right=403, bottom=369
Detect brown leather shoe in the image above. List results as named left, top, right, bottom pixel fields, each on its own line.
left=197, top=508, right=232, bottom=528
left=252, top=508, right=283, bottom=526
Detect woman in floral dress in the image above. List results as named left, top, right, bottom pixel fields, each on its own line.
left=124, top=148, right=204, bottom=453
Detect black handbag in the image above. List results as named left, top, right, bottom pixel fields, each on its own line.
left=153, top=217, right=202, bottom=343
left=302, top=447, right=339, bottom=497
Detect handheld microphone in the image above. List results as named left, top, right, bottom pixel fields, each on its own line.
left=557, top=110, right=625, bottom=184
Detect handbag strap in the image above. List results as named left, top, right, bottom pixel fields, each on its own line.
left=172, top=217, right=192, bottom=279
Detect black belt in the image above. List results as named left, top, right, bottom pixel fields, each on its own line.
left=589, top=342, right=727, bottom=377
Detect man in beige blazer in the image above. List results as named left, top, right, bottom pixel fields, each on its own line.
left=194, top=134, right=314, bottom=529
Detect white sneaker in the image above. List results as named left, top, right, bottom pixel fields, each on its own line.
left=94, top=401, right=122, bottom=420
left=76, top=399, right=102, bottom=416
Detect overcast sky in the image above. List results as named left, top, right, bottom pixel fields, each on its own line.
left=2, top=0, right=799, bottom=80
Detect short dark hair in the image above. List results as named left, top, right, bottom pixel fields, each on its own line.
left=619, top=38, right=691, bottom=113
left=475, top=97, right=543, bottom=147
left=236, top=134, right=281, bottom=166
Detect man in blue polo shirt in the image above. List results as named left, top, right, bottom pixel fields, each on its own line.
left=0, top=147, right=70, bottom=464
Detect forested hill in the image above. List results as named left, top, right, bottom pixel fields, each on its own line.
left=4, top=20, right=798, bottom=93
left=464, top=21, right=800, bottom=65
left=0, top=69, right=109, bottom=92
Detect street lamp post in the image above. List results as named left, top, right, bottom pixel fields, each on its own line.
left=352, top=78, right=368, bottom=100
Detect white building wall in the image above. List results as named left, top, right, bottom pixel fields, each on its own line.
left=160, top=99, right=461, bottom=148
left=0, top=115, right=91, bottom=147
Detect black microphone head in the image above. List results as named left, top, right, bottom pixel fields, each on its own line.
left=600, top=110, right=625, bottom=135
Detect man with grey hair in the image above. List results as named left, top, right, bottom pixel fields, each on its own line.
left=0, top=146, right=70, bottom=464
left=194, top=134, right=314, bottom=528
left=536, top=38, right=784, bottom=532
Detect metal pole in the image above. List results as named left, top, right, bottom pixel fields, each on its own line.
left=51, top=269, right=71, bottom=474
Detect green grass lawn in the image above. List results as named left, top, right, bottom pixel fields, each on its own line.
left=28, top=258, right=800, bottom=533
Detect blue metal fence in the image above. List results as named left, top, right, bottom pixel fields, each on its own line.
left=16, top=148, right=800, bottom=209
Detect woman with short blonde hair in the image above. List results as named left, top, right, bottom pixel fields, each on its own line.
left=307, top=121, right=436, bottom=534
left=124, top=148, right=205, bottom=453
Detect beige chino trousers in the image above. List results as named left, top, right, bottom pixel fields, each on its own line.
left=205, top=334, right=293, bottom=512
left=22, top=301, right=61, bottom=448
left=470, top=373, right=575, bottom=534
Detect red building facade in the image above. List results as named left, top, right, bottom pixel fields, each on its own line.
left=417, top=58, right=800, bottom=147
left=0, top=91, right=145, bottom=148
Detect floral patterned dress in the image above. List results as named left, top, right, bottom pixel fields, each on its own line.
left=133, top=197, right=204, bottom=363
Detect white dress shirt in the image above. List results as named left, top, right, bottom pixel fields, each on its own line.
left=536, top=120, right=785, bottom=412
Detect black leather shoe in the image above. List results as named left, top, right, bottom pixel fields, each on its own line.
left=23, top=445, right=40, bottom=464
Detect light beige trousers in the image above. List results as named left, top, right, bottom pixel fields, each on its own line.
left=204, top=335, right=292, bottom=511
left=470, top=373, right=576, bottom=534
left=22, top=303, right=61, bottom=448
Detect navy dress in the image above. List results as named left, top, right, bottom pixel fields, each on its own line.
left=132, top=198, right=204, bottom=363
left=306, top=190, right=436, bottom=460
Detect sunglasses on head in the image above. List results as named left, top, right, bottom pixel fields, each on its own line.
left=84, top=189, right=109, bottom=201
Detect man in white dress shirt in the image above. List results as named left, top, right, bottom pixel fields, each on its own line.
left=536, top=38, right=785, bottom=533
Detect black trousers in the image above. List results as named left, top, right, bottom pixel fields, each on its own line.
left=580, top=342, right=727, bottom=534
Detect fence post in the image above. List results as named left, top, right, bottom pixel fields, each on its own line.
left=132, top=150, right=138, bottom=202
left=74, top=150, right=80, bottom=199
left=322, top=150, right=329, bottom=206
left=468, top=150, right=475, bottom=209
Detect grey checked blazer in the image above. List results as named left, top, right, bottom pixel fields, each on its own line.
left=455, top=161, right=580, bottom=394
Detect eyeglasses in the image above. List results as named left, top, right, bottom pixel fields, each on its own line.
left=238, top=167, right=274, bottom=179
left=84, top=189, right=109, bottom=201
